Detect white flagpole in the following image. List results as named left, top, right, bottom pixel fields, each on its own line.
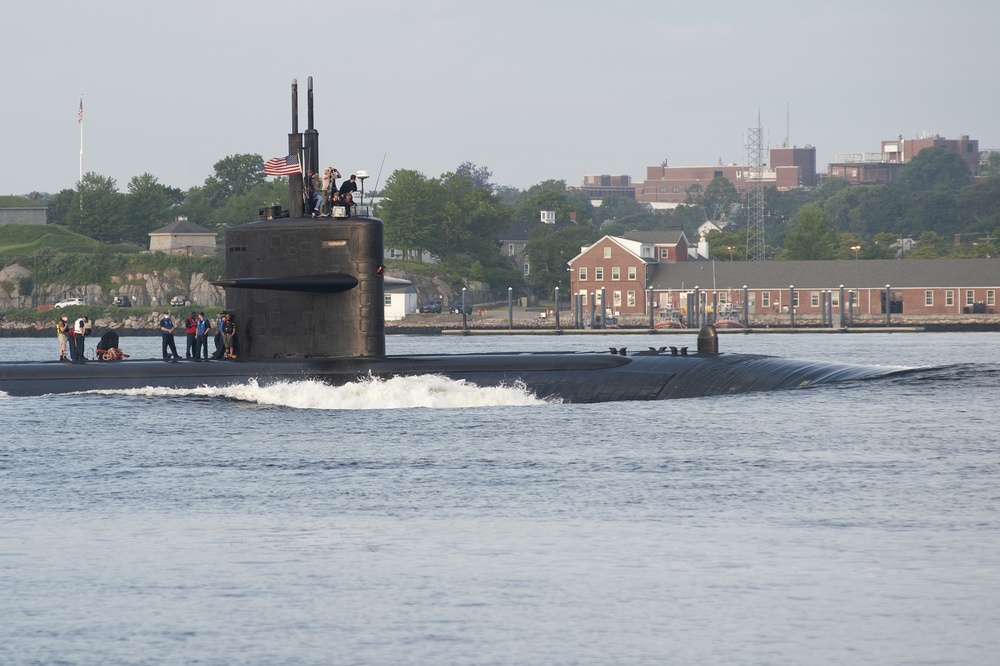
left=78, top=93, right=84, bottom=210
left=78, top=94, right=84, bottom=183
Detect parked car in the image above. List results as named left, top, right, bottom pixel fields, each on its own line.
left=450, top=301, right=473, bottom=315
left=54, top=298, right=85, bottom=308
left=112, top=295, right=132, bottom=307
left=169, top=295, right=189, bottom=307
left=418, top=299, right=442, bottom=314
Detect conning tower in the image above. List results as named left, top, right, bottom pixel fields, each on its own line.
left=214, top=79, right=386, bottom=360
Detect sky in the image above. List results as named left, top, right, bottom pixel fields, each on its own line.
left=2, top=0, right=997, bottom=198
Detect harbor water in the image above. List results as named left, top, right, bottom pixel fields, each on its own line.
left=1, top=331, right=998, bottom=665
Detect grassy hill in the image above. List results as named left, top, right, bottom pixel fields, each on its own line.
left=0, top=223, right=220, bottom=290
left=0, top=224, right=133, bottom=265
left=0, top=195, right=44, bottom=207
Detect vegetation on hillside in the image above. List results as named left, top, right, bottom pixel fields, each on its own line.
left=6, top=147, right=998, bottom=302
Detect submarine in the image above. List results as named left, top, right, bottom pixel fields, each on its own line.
left=0, top=79, right=896, bottom=400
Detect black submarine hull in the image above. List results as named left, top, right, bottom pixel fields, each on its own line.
left=0, top=351, right=895, bottom=400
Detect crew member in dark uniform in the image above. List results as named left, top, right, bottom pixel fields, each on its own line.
left=160, top=310, right=180, bottom=360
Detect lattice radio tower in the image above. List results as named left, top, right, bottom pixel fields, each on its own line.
left=745, top=118, right=766, bottom=261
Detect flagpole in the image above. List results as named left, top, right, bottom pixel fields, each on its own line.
left=78, top=94, right=84, bottom=183
left=78, top=94, right=84, bottom=210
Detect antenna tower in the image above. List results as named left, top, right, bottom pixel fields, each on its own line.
left=745, top=117, right=766, bottom=261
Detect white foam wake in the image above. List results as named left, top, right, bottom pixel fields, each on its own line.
left=87, top=374, right=549, bottom=410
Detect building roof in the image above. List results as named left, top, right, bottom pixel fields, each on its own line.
left=623, top=228, right=688, bottom=245
left=384, top=280, right=417, bottom=294
left=149, top=218, right=216, bottom=236
left=649, top=259, right=999, bottom=291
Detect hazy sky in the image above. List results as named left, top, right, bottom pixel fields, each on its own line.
left=2, top=0, right=997, bottom=198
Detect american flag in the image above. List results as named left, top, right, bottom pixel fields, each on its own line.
left=264, top=154, right=300, bottom=176
left=77, top=97, right=83, bottom=124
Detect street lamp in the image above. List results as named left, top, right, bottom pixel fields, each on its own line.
left=850, top=244, right=861, bottom=261
left=726, top=245, right=734, bottom=261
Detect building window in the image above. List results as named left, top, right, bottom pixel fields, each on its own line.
left=811, top=291, right=819, bottom=307
left=628, top=266, right=637, bottom=281
left=523, top=262, right=530, bottom=277
left=850, top=291, right=858, bottom=306
left=718, top=292, right=729, bottom=306
left=966, top=290, right=975, bottom=305
left=508, top=243, right=514, bottom=256
left=613, top=291, right=622, bottom=307
left=793, top=292, right=800, bottom=307
left=831, top=291, right=840, bottom=306
left=672, top=186, right=680, bottom=193
left=383, top=295, right=392, bottom=306
left=611, top=267, right=620, bottom=281
left=604, top=247, right=612, bottom=258
left=595, top=267, right=604, bottom=280
left=946, top=290, right=954, bottom=306
left=579, top=290, right=588, bottom=305
left=579, top=267, right=587, bottom=280
left=627, top=290, right=636, bottom=306
left=660, top=248, right=669, bottom=259
left=659, top=186, right=667, bottom=193
left=761, top=291, right=771, bottom=308
left=988, top=290, right=995, bottom=307
left=925, top=290, right=934, bottom=306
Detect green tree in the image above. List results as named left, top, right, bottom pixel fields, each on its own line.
left=895, top=146, right=970, bottom=193
left=515, top=182, right=593, bottom=228
left=379, top=169, right=442, bottom=259
left=835, top=233, right=865, bottom=260
left=455, top=162, right=494, bottom=192
left=871, top=232, right=900, bottom=259
left=45, top=189, right=76, bottom=225
left=180, top=178, right=288, bottom=230
left=596, top=195, right=646, bottom=223
left=702, top=177, right=740, bottom=221
left=524, top=222, right=598, bottom=295
left=202, top=154, right=267, bottom=206
left=957, top=178, right=1000, bottom=236
left=65, top=173, right=125, bottom=242
left=494, top=185, right=524, bottom=206
left=907, top=231, right=950, bottom=259
left=780, top=205, right=836, bottom=260
left=896, top=190, right=960, bottom=239
left=704, top=229, right=745, bottom=260
left=436, top=171, right=510, bottom=259
left=123, top=173, right=173, bottom=245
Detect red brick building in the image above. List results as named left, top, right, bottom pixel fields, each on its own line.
left=634, top=146, right=817, bottom=204
left=828, top=134, right=982, bottom=186
left=568, top=229, right=690, bottom=316
left=648, top=258, right=998, bottom=319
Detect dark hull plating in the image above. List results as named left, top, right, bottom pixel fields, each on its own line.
left=0, top=352, right=895, bottom=400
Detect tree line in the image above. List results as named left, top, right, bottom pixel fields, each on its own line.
left=21, top=147, right=1000, bottom=298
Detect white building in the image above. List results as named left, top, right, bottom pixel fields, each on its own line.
left=384, top=279, right=418, bottom=321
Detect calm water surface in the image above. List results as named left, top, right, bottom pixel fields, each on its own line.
left=1, top=331, right=998, bottom=665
